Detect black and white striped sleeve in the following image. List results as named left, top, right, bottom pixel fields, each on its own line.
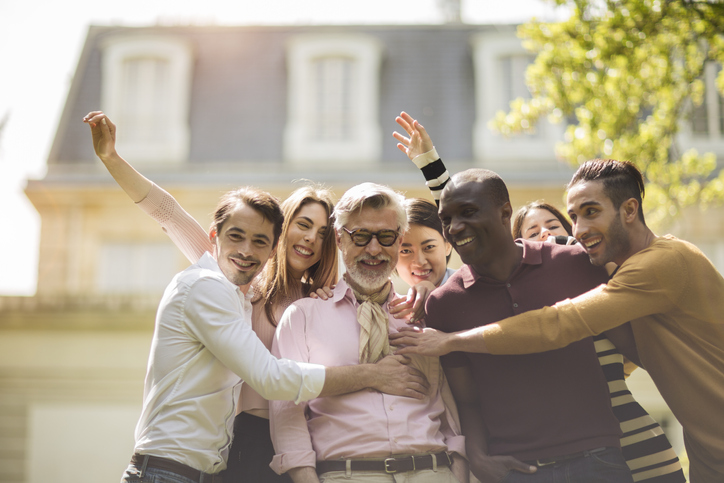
left=411, top=148, right=450, bottom=207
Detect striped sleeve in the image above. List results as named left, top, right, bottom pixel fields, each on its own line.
left=412, top=148, right=450, bottom=207
left=593, top=335, right=685, bottom=483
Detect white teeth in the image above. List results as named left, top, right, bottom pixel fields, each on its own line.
left=456, top=237, right=474, bottom=247
left=295, top=246, right=312, bottom=256
left=362, top=259, right=382, bottom=265
left=584, top=239, right=599, bottom=248
left=413, top=269, right=431, bottom=277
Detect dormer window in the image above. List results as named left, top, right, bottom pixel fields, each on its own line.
left=284, top=34, right=383, bottom=165
left=311, top=56, right=354, bottom=142
left=101, top=37, right=193, bottom=163
left=470, top=30, right=562, bottom=173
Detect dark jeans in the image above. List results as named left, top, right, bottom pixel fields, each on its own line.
left=223, top=412, right=290, bottom=483
left=501, top=447, right=634, bottom=483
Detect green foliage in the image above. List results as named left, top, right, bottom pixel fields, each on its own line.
left=490, top=0, right=724, bottom=228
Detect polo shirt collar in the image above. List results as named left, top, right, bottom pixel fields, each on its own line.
left=461, top=239, right=543, bottom=288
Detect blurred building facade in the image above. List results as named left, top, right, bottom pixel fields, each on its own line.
left=1, top=21, right=723, bottom=483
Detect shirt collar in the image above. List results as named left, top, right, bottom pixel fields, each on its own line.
left=333, top=275, right=397, bottom=305
left=440, top=267, right=456, bottom=286
left=461, top=239, right=543, bottom=288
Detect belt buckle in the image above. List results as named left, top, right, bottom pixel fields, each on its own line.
left=384, top=458, right=397, bottom=474
left=535, top=458, right=556, bottom=467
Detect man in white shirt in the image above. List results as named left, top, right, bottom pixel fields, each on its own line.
left=123, top=186, right=430, bottom=483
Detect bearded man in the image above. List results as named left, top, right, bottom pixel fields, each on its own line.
left=270, top=183, right=468, bottom=483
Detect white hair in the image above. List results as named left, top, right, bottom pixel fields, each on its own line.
left=333, top=183, right=408, bottom=234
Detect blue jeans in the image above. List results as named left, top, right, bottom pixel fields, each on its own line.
left=121, top=463, right=221, bottom=483
left=501, top=447, right=633, bottom=483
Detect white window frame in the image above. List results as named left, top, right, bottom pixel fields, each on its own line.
left=101, top=36, right=193, bottom=163
left=284, top=34, right=383, bottom=165
left=470, top=31, right=564, bottom=173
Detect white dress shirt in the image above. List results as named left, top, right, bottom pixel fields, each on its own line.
left=133, top=252, right=326, bottom=473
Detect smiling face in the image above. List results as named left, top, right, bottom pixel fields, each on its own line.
left=397, top=224, right=452, bottom=288
left=212, top=203, right=276, bottom=292
left=521, top=208, right=570, bottom=242
left=337, top=206, right=400, bottom=295
left=567, top=180, right=632, bottom=266
left=439, top=179, right=512, bottom=273
left=285, top=202, right=329, bottom=279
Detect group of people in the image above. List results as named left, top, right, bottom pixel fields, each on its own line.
left=82, top=108, right=724, bottom=483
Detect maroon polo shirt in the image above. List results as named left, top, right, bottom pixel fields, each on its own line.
left=426, top=240, right=622, bottom=461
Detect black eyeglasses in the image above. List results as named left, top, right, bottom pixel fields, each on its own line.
left=342, top=227, right=399, bottom=247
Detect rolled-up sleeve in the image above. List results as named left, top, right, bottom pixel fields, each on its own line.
left=184, top=277, right=325, bottom=404
left=270, top=304, right=318, bottom=474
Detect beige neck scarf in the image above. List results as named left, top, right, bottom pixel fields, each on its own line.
left=348, top=277, right=393, bottom=364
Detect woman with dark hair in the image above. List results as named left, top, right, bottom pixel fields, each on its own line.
left=384, top=198, right=456, bottom=322
left=84, top=111, right=338, bottom=483
left=397, top=198, right=454, bottom=288
left=512, top=200, right=573, bottom=244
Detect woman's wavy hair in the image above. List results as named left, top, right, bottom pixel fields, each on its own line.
left=258, top=184, right=338, bottom=325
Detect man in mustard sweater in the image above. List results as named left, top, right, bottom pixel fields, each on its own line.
left=391, top=159, right=724, bottom=482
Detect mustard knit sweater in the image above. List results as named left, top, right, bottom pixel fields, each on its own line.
left=484, top=235, right=724, bottom=482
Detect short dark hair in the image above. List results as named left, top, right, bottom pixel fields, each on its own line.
left=512, top=201, right=572, bottom=239
left=211, top=187, right=284, bottom=248
left=451, top=169, right=510, bottom=207
left=568, top=159, right=646, bottom=225
left=405, top=198, right=451, bottom=263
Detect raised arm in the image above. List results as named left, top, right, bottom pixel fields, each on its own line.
left=84, top=111, right=152, bottom=202
left=393, top=111, right=450, bottom=206
left=84, top=111, right=211, bottom=263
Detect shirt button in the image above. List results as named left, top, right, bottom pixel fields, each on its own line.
left=507, top=283, right=511, bottom=288
left=513, top=303, right=518, bottom=308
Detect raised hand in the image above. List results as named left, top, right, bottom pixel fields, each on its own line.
left=393, top=111, right=435, bottom=161
left=82, top=110, right=152, bottom=203
left=83, top=111, right=118, bottom=161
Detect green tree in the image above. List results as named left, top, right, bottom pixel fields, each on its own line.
left=491, top=0, right=724, bottom=228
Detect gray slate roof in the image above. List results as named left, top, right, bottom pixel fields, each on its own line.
left=50, top=24, right=515, bottom=168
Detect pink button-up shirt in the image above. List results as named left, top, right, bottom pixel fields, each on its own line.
left=269, top=279, right=465, bottom=474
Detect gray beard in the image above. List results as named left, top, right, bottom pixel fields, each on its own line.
left=345, top=263, right=393, bottom=293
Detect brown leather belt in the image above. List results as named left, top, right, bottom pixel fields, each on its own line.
left=317, top=451, right=452, bottom=475
left=130, top=454, right=223, bottom=483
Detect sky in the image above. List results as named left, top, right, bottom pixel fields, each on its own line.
left=0, top=0, right=567, bottom=295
